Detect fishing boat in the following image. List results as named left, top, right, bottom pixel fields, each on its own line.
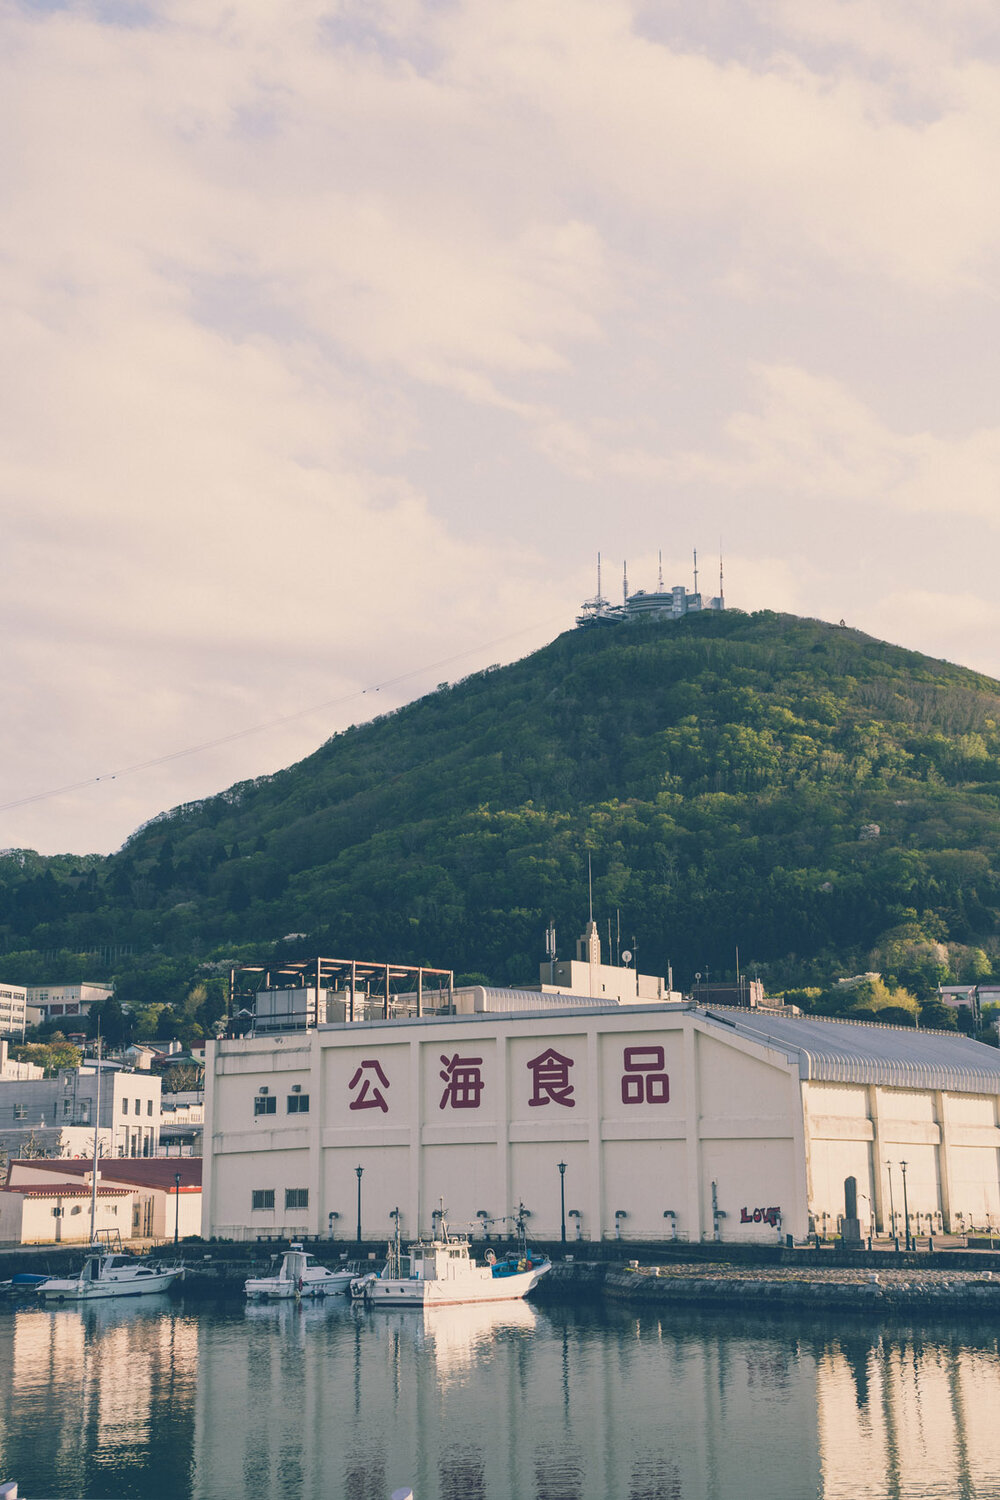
left=351, top=1213, right=550, bottom=1308
left=244, top=1244, right=357, bottom=1300
left=36, top=1035, right=184, bottom=1301
left=36, top=1243, right=184, bottom=1301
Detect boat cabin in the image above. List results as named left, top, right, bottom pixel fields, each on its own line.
left=404, top=1238, right=475, bottom=1282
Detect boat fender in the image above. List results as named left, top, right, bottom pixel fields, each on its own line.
left=518, top=1260, right=526, bottom=1272
left=296, top=1276, right=303, bottom=1293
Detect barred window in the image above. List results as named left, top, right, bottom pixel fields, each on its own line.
left=251, top=1189, right=275, bottom=1211
left=285, top=1188, right=309, bottom=1210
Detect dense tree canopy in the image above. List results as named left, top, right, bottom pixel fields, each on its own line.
left=4, top=611, right=1000, bottom=1013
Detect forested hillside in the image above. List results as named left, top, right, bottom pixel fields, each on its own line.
left=5, top=610, right=1000, bottom=1015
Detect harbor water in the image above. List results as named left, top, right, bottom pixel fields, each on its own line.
left=1, top=1291, right=999, bottom=1499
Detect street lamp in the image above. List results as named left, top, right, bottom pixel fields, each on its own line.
left=900, top=1160, right=911, bottom=1251
left=355, top=1165, right=364, bottom=1245
left=173, top=1171, right=181, bottom=1248
left=885, top=1161, right=897, bottom=1247
left=558, top=1161, right=567, bottom=1245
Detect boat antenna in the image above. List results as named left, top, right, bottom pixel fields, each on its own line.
left=89, top=1022, right=101, bottom=1244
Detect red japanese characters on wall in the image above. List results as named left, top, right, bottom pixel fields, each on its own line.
left=439, top=1054, right=484, bottom=1109
left=527, top=1047, right=576, bottom=1108
left=347, top=1059, right=391, bottom=1114
left=620, top=1045, right=669, bottom=1105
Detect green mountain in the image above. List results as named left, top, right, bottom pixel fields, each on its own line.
left=5, top=610, right=1000, bottom=1007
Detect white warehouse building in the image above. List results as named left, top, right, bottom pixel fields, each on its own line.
left=203, top=1006, right=1000, bottom=1244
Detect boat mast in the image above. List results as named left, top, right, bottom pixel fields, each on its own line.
left=89, top=1025, right=102, bottom=1244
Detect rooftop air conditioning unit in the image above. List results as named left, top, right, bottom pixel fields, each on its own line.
left=258, top=1087, right=269, bottom=1095
left=292, top=1085, right=302, bottom=1093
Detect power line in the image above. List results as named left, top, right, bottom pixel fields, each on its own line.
left=0, top=613, right=566, bottom=816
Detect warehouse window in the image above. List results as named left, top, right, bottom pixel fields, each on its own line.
left=122, top=1099, right=128, bottom=1115
left=285, top=1188, right=309, bottom=1210
left=251, top=1190, right=275, bottom=1211
left=254, top=1096, right=276, bottom=1117
left=286, top=1094, right=310, bottom=1114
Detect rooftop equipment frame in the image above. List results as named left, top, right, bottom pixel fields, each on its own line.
left=227, top=956, right=455, bottom=1035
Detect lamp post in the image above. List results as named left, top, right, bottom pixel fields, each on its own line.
left=558, top=1161, right=567, bottom=1245
left=355, top=1165, right=364, bottom=1246
left=174, top=1171, right=181, bottom=1248
left=885, top=1161, right=897, bottom=1246
left=900, top=1160, right=911, bottom=1251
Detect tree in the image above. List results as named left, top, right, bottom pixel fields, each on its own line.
left=86, top=997, right=132, bottom=1047
left=161, top=1062, right=205, bottom=1092
left=10, top=1041, right=82, bottom=1076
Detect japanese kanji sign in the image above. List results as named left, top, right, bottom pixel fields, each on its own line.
left=620, top=1045, right=669, bottom=1105
left=527, top=1047, right=576, bottom=1108
left=348, top=1059, right=390, bottom=1114
left=439, top=1053, right=485, bottom=1110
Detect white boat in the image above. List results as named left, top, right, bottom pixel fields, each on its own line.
left=35, top=1034, right=186, bottom=1303
left=351, top=1217, right=550, bottom=1308
left=37, top=1249, right=184, bottom=1301
left=244, top=1244, right=356, bottom=1300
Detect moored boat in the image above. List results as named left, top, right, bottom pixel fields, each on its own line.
left=351, top=1215, right=550, bottom=1308
left=36, top=1250, right=184, bottom=1301
left=244, top=1244, right=356, bottom=1300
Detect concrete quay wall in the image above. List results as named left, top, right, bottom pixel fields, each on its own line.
left=543, top=1257, right=1000, bottom=1316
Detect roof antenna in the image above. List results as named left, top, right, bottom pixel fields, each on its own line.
left=719, top=538, right=724, bottom=605
left=658, top=549, right=664, bottom=592
left=588, top=852, right=593, bottom=923
left=693, top=547, right=698, bottom=596
left=597, top=551, right=602, bottom=602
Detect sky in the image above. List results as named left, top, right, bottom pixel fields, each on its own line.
left=4, top=0, right=1000, bottom=857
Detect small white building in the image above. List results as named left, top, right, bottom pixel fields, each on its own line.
left=25, top=981, right=113, bottom=1025
left=203, top=1006, right=1000, bottom=1244
left=0, top=1181, right=132, bottom=1245
left=537, top=922, right=677, bottom=1003
left=0, top=1063, right=162, bottom=1161
left=0, top=983, right=27, bottom=1039
left=0, top=1039, right=43, bottom=1080
left=4, top=1158, right=202, bottom=1242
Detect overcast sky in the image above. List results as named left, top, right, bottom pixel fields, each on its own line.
left=4, top=0, right=1000, bottom=857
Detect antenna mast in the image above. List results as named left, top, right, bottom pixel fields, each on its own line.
left=89, top=1023, right=102, bottom=1244
left=597, top=551, right=603, bottom=602
left=693, top=547, right=698, bottom=597
left=623, top=560, right=628, bottom=607
left=658, top=550, right=664, bottom=592
left=719, top=539, right=724, bottom=605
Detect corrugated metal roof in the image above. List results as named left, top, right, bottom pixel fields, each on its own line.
left=475, top=988, right=622, bottom=1012
left=701, top=1010, right=1000, bottom=1093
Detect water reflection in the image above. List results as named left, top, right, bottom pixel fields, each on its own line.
left=1, top=1295, right=1000, bottom=1499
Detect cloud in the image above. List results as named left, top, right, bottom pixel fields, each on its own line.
left=3, top=0, right=1000, bottom=854
left=677, top=364, right=1000, bottom=522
